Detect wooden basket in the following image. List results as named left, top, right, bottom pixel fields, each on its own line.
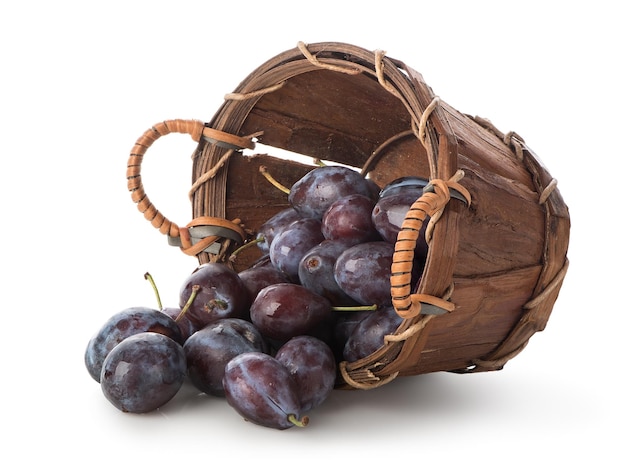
left=127, top=42, right=570, bottom=389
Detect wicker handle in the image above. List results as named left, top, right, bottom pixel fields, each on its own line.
left=126, top=119, right=206, bottom=239
left=126, top=119, right=255, bottom=242
left=391, top=175, right=471, bottom=318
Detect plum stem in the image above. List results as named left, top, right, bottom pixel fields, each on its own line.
left=331, top=304, right=378, bottom=312
left=229, top=236, right=265, bottom=262
left=144, top=272, right=163, bottom=310
left=259, top=165, right=290, bottom=194
left=288, top=414, right=309, bottom=427
left=176, top=284, right=200, bottom=323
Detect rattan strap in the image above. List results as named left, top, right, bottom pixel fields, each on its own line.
left=391, top=172, right=471, bottom=319
left=173, top=217, right=246, bottom=256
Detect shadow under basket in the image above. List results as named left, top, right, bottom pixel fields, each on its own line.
left=127, top=42, right=570, bottom=390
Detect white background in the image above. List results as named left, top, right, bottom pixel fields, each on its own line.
left=1, top=1, right=623, bottom=471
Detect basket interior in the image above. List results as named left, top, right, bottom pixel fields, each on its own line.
left=224, top=68, right=432, bottom=270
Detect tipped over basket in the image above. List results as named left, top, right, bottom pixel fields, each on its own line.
left=126, top=41, right=570, bottom=389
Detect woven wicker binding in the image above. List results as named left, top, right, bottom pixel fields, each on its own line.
left=127, top=42, right=570, bottom=389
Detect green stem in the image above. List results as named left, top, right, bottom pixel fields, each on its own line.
left=144, top=272, right=163, bottom=310
left=229, top=236, right=265, bottom=262
left=259, top=165, right=291, bottom=194
left=176, top=285, right=200, bottom=323
left=288, top=414, right=309, bottom=427
left=331, top=304, right=378, bottom=312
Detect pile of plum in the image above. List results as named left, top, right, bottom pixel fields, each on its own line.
left=85, top=165, right=430, bottom=430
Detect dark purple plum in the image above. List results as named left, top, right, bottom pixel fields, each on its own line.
left=85, top=306, right=184, bottom=382
left=238, top=264, right=290, bottom=302
left=100, top=332, right=187, bottom=413
left=275, top=335, right=336, bottom=412
left=256, top=207, right=300, bottom=254
left=334, top=241, right=395, bottom=307
left=178, top=263, right=250, bottom=326
left=332, top=309, right=374, bottom=354
left=223, top=352, right=308, bottom=430
left=249, top=283, right=332, bottom=342
left=184, top=318, right=268, bottom=397
left=298, top=239, right=356, bottom=305
left=342, top=306, right=404, bottom=362
left=161, top=306, right=202, bottom=342
left=288, top=165, right=372, bottom=220
left=365, top=178, right=382, bottom=200
left=268, top=218, right=324, bottom=282
left=321, top=193, right=380, bottom=245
